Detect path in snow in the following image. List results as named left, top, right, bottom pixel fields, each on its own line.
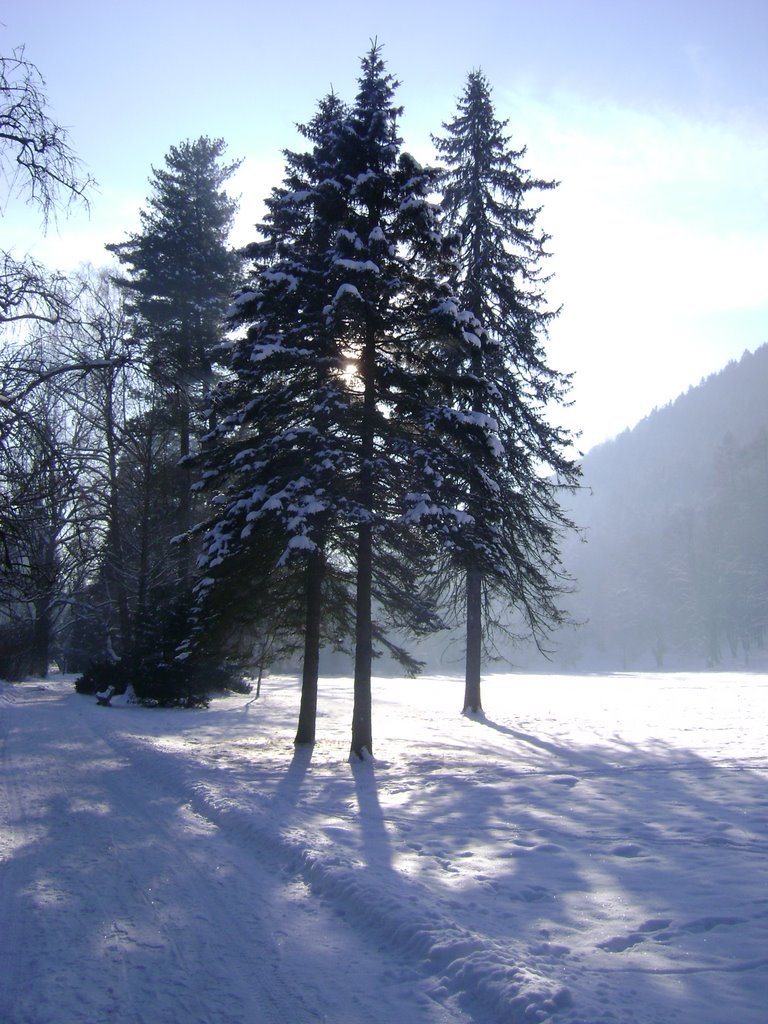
left=0, top=681, right=468, bottom=1024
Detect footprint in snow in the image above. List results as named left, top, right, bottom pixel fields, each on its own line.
left=638, top=918, right=672, bottom=933
left=681, top=915, right=744, bottom=933
left=530, top=941, right=571, bottom=957
left=599, top=918, right=672, bottom=953
left=610, top=842, right=644, bottom=858
left=517, top=885, right=552, bottom=902
left=599, top=932, right=645, bottom=953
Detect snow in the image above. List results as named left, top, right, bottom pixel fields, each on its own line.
left=333, top=257, right=380, bottom=275
left=248, top=341, right=286, bottom=362
left=353, top=170, right=378, bottom=187
left=285, top=534, right=317, bottom=551
left=331, top=282, right=363, bottom=304
left=1, top=671, right=767, bottom=1024
left=399, top=195, right=424, bottom=212
left=402, top=494, right=475, bottom=529
left=262, top=270, right=300, bottom=292
left=224, top=288, right=258, bottom=318
left=336, top=228, right=363, bottom=250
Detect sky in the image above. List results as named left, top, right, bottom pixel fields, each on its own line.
left=3, top=0, right=767, bottom=452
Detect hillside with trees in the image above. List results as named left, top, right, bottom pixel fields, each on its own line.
left=544, top=344, right=768, bottom=670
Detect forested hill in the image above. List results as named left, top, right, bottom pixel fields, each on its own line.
left=585, top=344, right=768, bottom=517
left=543, top=343, right=768, bottom=671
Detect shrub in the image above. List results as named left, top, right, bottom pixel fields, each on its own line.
left=74, top=592, right=250, bottom=707
left=74, top=659, right=130, bottom=696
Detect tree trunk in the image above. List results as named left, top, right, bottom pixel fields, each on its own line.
left=104, top=389, right=131, bottom=651
left=294, top=549, right=325, bottom=745
left=176, top=389, right=193, bottom=590
left=350, top=328, right=376, bottom=760
left=463, top=567, right=483, bottom=713
left=463, top=306, right=485, bottom=714
left=350, top=520, right=373, bottom=759
left=31, top=594, right=52, bottom=677
left=135, top=419, right=157, bottom=628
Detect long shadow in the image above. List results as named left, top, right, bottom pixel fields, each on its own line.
left=330, top=693, right=768, bottom=1022
left=350, top=760, right=394, bottom=872
left=272, top=742, right=314, bottom=805
left=431, top=713, right=768, bottom=1014
left=468, top=710, right=611, bottom=771
left=0, top=694, right=331, bottom=1024
left=7, top=682, right=767, bottom=1024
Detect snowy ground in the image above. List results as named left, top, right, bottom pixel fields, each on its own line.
left=1, top=671, right=767, bottom=1024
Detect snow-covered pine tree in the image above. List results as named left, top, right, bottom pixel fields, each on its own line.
left=187, top=94, right=353, bottom=745
left=190, top=46, right=471, bottom=756
left=326, top=45, right=474, bottom=758
left=432, top=70, right=580, bottom=713
left=107, top=137, right=242, bottom=587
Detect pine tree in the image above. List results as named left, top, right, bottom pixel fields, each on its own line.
left=432, top=70, right=579, bottom=712
left=107, top=137, right=242, bottom=585
left=327, top=45, right=475, bottom=757
left=188, top=94, right=354, bottom=745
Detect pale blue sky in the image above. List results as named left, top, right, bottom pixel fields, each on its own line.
left=4, top=0, right=767, bottom=450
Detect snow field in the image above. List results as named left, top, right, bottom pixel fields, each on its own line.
left=1, top=671, right=767, bottom=1023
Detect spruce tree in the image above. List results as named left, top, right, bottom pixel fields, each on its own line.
left=107, top=137, right=242, bottom=586
left=432, top=70, right=579, bottom=712
left=188, top=94, right=353, bottom=745
left=328, top=45, right=472, bottom=757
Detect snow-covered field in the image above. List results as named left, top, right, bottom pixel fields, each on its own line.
left=1, top=671, right=766, bottom=1024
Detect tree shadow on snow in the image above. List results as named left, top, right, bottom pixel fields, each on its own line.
left=350, top=758, right=394, bottom=872
left=310, top=696, right=768, bottom=1021
left=0, top=699, right=331, bottom=1024
left=396, top=711, right=768, bottom=1021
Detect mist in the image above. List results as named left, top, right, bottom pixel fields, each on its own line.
left=520, top=344, right=768, bottom=672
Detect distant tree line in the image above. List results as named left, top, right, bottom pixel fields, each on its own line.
left=1, top=44, right=578, bottom=755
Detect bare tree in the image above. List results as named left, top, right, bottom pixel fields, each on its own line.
left=51, top=271, right=139, bottom=656
left=0, top=368, right=96, bottom=676
left=0, top=271, right=142, bottom=675
left=0, top=46, right=92, bottom=216
left=1, top=46, right=94, bottom=329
